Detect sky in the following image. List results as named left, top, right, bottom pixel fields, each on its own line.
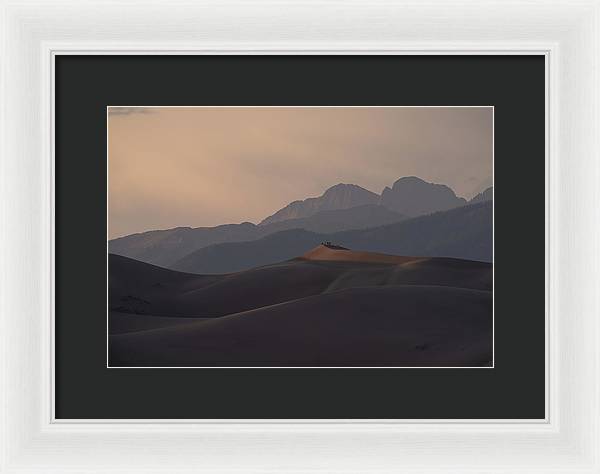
left=108, top=106, right=493, bottom=239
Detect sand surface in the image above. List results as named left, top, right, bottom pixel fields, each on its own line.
left=301, top=244, right=423, bottom=264
left=108, top=246, right=493, bottom=367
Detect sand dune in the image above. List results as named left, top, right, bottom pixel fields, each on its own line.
left=109, top=311, right=207, bottom=335
left=110, top=254, right=340, bottom=317
left=110, top=286, right=492, bottom=367
left=323, top=257, right=492, bottom=293
left=108, top=247, right=493, bottom=367
left=110, top=250, right=491, bottom=317
left=301, top=244, right=423, bottom=264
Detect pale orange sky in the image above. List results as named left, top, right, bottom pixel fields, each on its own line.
left=108, top=107, right=493, bottom=239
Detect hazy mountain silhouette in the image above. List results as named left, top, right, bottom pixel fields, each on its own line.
left=109, top=249, right=492, bottom=367
left=172, top=201, right=492, bottom=274
left=379, top=176, right=467, bottom=216
left=109, top=176, right=492, bottom=269
left=109, top=223, right=258, bottom=268
left=469, top=186, right=493, bottom=204
left=172, top=229, right=322, bottom=274
left=259, top=183, right=379, bottom=225
left=266, top=204, right=404, bottom=234
left=109, top=204, right=405, bottom=267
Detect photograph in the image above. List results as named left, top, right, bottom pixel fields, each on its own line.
left=107, top=106, right=494, bottom=368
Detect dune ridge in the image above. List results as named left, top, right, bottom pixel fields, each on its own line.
left=301, top=244, right=424, bottom=265
left=108, top=246, right=493, bottom=367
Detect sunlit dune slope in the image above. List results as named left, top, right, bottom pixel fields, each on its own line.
left=301, top=244, right=423, bottom=264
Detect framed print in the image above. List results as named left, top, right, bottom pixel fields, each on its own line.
left=1, top=1, right=599, bottom=473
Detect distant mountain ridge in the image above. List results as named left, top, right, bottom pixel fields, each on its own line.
left=266, top=204, right=405, bottom=234
left=469, top=186, right=493, bottom=204
left=259, top=183, right=379, bottom=225
left=109, top=177, right=493, bottom=269
left=172, top=201, right=493, bottom=274
left=379, top=176, right=467, bottom=216
left=109, top=204, right=406, bottom=267
left=260, top=177, right=480, bottom=224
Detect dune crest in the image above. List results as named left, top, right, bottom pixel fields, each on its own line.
left=301, top=244, right=422, bottom=265
left=109, top=252, right=493, bottom=367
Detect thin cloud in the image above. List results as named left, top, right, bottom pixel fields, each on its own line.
left=107, top=107, right=157, bottom=116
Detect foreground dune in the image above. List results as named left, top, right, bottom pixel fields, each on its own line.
left=109, top=311, right=208, bottom=335
left=108, top=246, right=493, bottom=367
left=110, top=286, right=492, bottom=367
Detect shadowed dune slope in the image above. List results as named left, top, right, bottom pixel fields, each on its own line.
left=109, top=311, right=206, bottom=335
left=110, top=253, right=340, bottom=317
left=109, top=249, right=493, bottom=367
left=109, top=250, right=492, bottom=318
left=109, top=254, right=222, bottom=316
left=109, top=286, right=492, bottom=367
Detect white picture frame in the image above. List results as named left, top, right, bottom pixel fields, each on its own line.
left=1, top=0, right=598, bottom=472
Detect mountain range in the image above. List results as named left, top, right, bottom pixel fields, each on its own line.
left=259, top=183, right=380, bottom=225
left=109, top=203, right=406, bottom=268
left=379, top=176, right=467, bottom=216
left=109, top=176, right=492, bottom=271
left=172, top=200, right=492, bottom=274
left=469, top=186, right=494, bottom=203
